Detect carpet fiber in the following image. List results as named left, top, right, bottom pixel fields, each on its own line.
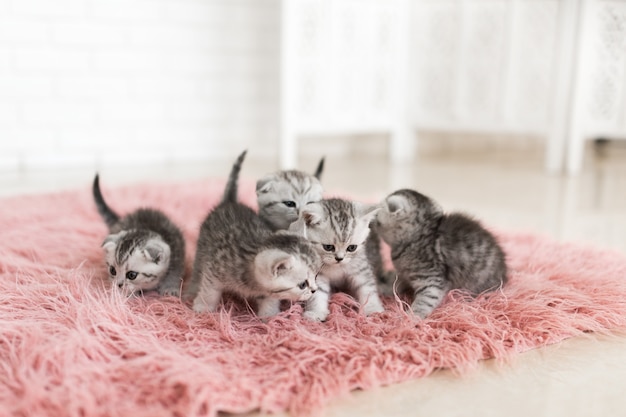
left=2, top=178, right=626, bottom=417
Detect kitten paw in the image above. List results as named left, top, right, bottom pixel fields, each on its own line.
left=192, top=298, right=216, bottom=313
left=303, top=309, right=329, bottom=322
left=363, top=302, right=385, bottom=316
left=410, top=305, right=432, bottom=320
left=256, top=298, right=281, bottom=318
left=158, top=287, right=180, bottom=297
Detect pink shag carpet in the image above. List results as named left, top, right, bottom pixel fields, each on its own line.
left=2, top=178, right=626, bottom=417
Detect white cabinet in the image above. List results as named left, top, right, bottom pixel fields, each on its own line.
left=567, top=0, right=626, bottom=174
left=281, top=0, right=626, bottom=175
left=280, top=0, right=412, bottom=168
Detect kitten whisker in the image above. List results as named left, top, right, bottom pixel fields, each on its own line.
left=271, top=287, right=292, bottom=294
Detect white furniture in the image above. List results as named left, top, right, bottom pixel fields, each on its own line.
left=409, top=0, right=580, bottom=173
left=280, top=0, right=412, bottom=169
left=567, top=0, right=626, bottom=174
left=280, top=0, right=626, bottom=174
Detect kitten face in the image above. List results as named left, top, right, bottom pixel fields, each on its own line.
left=102, top=230, right=171, bottom=296
left=256, top=171, right=323, bottom=231
left=301, top=199, right=378, bottom=266
left=254, top=249, right=319, bottom=302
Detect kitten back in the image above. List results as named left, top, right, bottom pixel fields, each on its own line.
left=222, top=150, right=247, bottom=204
left=92, top=174, right=120, bottom=230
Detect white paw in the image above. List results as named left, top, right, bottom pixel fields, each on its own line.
left=192, top=298, right=215, bottom=313
left=158, top=287, right=180, bottom=297
left=192, top=304, right=207, bottom=313
left=363, top=302, right=385, bottom=316
left=303, top=309, right=329, bottom=322
left=256, top=300, right=281, bottom=318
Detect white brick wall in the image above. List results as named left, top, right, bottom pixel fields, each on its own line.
left=0, top=0, right=280, bottom=171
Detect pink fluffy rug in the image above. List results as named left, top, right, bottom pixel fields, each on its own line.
left=2, top=178, right=626, bottom=417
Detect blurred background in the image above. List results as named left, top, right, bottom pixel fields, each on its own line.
left=0, top=0, right=625, bottom=250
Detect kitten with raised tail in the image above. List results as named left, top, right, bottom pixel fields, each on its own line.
left=92, top=175, right=186, bottom=297
left=256, top=158, right=325, bottom=231
left=374, top=189, right=507, bottom=319
left=294, top=198, right=385, bottom=322
left=187, top=151, right=322, bottom=318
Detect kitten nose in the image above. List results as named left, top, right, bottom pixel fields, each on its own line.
left=335, top=256, right=344, bottom=262
left=118, top=283, right=123, bottom=288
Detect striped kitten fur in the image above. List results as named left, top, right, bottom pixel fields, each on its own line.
left=92, top=175, right=186, bottom=297
left=374, top=189, right=507, bottom=319
left=256, top=158, right=389, bottom=291
left=187, top=151, right=322, bottom=318
left=294, top=198, right=385, bottom=322
left=256, top=158, right=325, bottom=231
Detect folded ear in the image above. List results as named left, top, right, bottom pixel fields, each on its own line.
left=143, top=238, right=171, bottom=265
left=354, top=202, right=381, bottom=224
left=286, top=217, right=307, bottom=238
left=272, top=255, right=293, bottom=276
left=101, top=231, right=126, bottom=254
left=255, top=249, right=293, bottom=278
left=301, top=203, right=325, bottom=227
left=385, top=194, right=410, bottom=215
left=255, top=176, right=274, bottom=195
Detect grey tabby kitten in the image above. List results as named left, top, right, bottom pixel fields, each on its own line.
left=374, top=189, right=507, bottom=319
left=294, top=198, right=385, bottom=322
left=92, top=175, right=186, bottom=297
left=256, top=158, right=388, bottom=293
left=187, top=151, right=322, bottom=318
left=256, top=158, right=325, bottom=231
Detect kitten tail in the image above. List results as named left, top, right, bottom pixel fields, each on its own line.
left=92, top=174, right=120, bottom=230
left=313, top=157, right=325, bottom=180
left=222, top=150, right=247, bottom=204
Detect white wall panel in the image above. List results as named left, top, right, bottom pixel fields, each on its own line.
left=0, top=0, right=280, bottom=171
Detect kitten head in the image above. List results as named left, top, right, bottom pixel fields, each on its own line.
left=101, top=230, right=171, bottom=295
left=375, top=189, right=443, bottom=244
left=253, top=237, right=321, bottom=302
left=299, top=198, right=379, bottom=266
left=256, top=168, right=324, bottom=231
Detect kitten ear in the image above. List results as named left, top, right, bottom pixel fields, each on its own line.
left=271, top=255, right=293, bottom=276
left=354, top=202, right=381, bottom=224
left=386, top=194, right=409, bottom=215
left=301, top=203, right=324, bottom=227
left=286, top=218, right=307, bottom=238
left=256, top=250, right=293, bottom=278
left=101, top=231, right=126, bottom=253
left=143, top=238, right=171, bottom=265
left=255, top=176, right=274, bottom=195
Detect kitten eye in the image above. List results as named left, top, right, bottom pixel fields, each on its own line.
left=126, top=271, right=138, bottom=280
left=109, top=266, right=117, bottom=276
left=322, top=244, right=335, bottom=252
left=298, top=281, right=308, bottom=290
left=283, top=201, right=297, bottom=208
left=346, top=245, right=358, bottom=252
